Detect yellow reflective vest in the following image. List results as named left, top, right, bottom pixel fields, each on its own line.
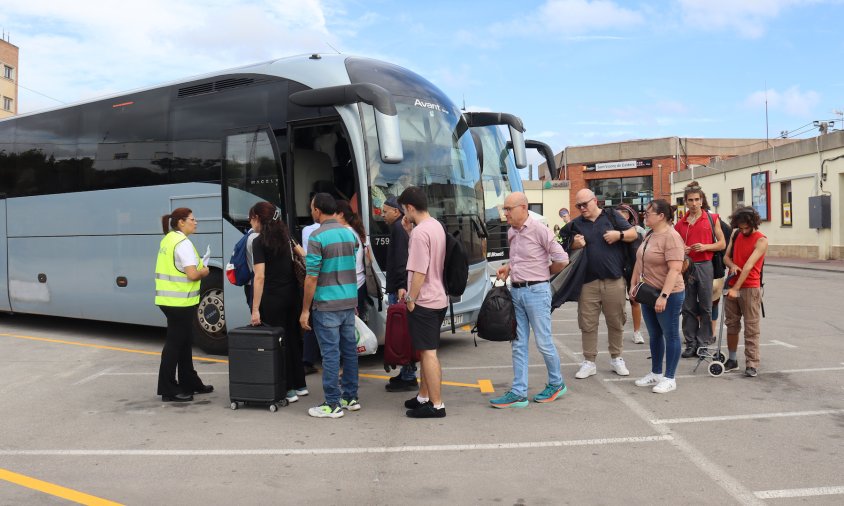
left=155, top=231, right=203, bottom=307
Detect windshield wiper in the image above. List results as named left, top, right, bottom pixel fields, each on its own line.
left=440, top=212, right=488, bottom=240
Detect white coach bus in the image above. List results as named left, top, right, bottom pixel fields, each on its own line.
left=0, top=54, right=527, bottom=353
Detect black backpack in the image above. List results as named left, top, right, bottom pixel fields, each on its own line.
left=472, top=283, right=516, bottom=345
left=441, top=222, right=469, bottom=333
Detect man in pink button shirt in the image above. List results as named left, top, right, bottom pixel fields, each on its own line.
left=491, top=192, right=569, bottom=408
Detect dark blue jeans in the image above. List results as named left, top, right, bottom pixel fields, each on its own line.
left=641, top=291, right=685, bottom=379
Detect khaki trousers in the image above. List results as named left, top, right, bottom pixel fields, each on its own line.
left=725, top=287, right=763, bottom=368
left=578, top=277, right=627, bottom=362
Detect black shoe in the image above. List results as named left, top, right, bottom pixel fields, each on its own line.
left=406, top=403, right=446, bottom=418
left=386, top=378, right=419, bottom=392
left=724, top=359, right=739, bottom=371
left=303, top=364, right=319, bottom=376
left=745, top=367, right=758, bottom=377
left=405, top=396, right=428, bottom=409
left=194, top=384, right=214, bottom=394
left=388, top=374, right=404, bottom=385
left=162, top=393, right=193, bottom=402
left=681, top=346, right=697, bottom=358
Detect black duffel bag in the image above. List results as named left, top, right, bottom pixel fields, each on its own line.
left=472, top=281, right=516, bottom=345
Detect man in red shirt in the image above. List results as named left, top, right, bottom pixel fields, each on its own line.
left=674, top=182, right=725, bottom=358
left=723, top=207, right=768, bottom=377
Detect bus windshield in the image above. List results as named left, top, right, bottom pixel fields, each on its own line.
left=365, top=99, right=484, bottom=264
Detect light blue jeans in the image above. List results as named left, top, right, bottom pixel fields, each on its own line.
left=510, top=282, right=563, bottom=397
left=312, top=308, right=357, bottom=405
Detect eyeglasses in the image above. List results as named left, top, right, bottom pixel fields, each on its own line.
left=574, top=199, right=593, bottom=209
left=502, top=204, right=525, bottom=213
left=186, top=217, right=197, bottom=222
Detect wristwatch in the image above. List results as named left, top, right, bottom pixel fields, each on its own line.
left=660, top=293, right=669, bottom=299
left=404, top=294, right=415, bottom=303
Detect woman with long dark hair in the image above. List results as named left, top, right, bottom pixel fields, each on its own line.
left=248, top=202, right=307, bottom=403
left=629, top=200, right=686, bottom=394
left=154, top=207, right=212, bottom=402
left=335, top=199, right=370, bottom=319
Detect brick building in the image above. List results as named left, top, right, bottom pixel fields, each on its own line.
left=540, top=137, right=797, bottom=219
left=0, top=36, right=19, bottom=118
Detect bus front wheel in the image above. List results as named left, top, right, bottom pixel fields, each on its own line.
left=192, top=269, right=228, bottom=355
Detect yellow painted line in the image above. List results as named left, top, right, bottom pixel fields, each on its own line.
left=0, top=467, right=123, bottom=506
left=359, top=373, right=494, bottom=393
left=0, top=333, right=227, bottom=363
left=0, top=332, right=492, bottom=391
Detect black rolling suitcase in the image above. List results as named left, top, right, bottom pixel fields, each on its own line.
left=228, top=325, right=288, bottom=412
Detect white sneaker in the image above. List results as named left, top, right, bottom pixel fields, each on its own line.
left=575, top=360, right=597, bottom=379
left=632, top=331, right=645, bottom=344
left=610, top=357, right=629, bottom=376
left=296, top=387, right=309, bottom=397
left=635, top=372, right=663, bottom=387
left=652, top=378, right=677, bottom=394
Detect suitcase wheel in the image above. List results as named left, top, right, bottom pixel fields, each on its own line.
left=230, top=402, right=239, bottom=410
left=269, top=403, right=278, bottom=413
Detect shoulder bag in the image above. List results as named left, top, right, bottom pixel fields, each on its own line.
left=289, top=239, right=306, bottom=287
left=631, top=233, right=661, bottom=306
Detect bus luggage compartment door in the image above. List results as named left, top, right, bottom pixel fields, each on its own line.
left=0, top=196, right=9, bottom=311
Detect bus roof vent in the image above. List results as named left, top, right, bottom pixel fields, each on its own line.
left=177, top=82, right=214, bottom=98
left=177, top=78, right=257, bottom=98
left=214, top=77, right=254, bottom=91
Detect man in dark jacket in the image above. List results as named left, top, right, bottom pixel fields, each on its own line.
left=381, top=196, right=416, bottom=391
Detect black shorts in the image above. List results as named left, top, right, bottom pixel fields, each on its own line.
left=407, top=304, right=447, bottom=350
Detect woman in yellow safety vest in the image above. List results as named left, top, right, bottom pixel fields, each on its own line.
left=154, top=207, right=212, bottom=402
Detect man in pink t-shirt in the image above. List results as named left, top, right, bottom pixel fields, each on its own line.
left=397, top=187, right=448, bottom=419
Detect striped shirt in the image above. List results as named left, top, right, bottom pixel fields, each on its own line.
left=306, top=219, right=358, bottom=311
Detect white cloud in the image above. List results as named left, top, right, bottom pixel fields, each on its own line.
left=0, top=0, right=336, bottom=113
left=744, top=86, right=821, bottom=116
left=677, top=0, right=817, bottom=38
left=492, top=0, right=644, bottom=38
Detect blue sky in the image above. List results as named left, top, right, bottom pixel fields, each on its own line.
left=3, top=0, right=844, bottom=169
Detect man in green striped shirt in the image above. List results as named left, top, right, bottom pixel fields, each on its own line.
left=300, top=193, right=360, bottom=419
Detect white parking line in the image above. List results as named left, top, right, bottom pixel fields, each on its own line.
left=364, top=363, right=581, bottom=373
left=0, top=435, right=672, bottom=456
left=553, top=338, right=764, bottom=505
left=570, top=341, right=795, bottom=354
left=651, top=409, right=844, bottom=425
left=603, top=365, right=844, bottom=382
left=72, top=366, right=120, bottom=386
left=754, top=486, right=844, bottom=499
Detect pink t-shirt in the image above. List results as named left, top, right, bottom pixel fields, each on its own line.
left=508, top=216, right=568, bottom=282
left=406, top=217, right=448, bottom=309
left=637, top=228, right=686, bottom=294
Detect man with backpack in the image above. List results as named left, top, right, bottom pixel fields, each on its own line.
left=723, top=206, right=768, bottom=377
left=397, top=187, right=448, bottom=418
left=490, top=192, right=569, bottom=408
left=674, top=181, right=726, bottom=359
left=564, top=189, right=638, bottom=379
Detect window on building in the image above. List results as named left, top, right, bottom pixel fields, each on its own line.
left=731, top=188, right=745, bottom=211
left=3, top=65, right=13, bottom=80
left=588, top=176, right=653, bottom=213
left=781, top=180, right=792, bottom=226
left=528, top=203, right=543, bottom=216
left=2, top=96, right=11, bottom=111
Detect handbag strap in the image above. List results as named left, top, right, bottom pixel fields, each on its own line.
left=638, top=232, right=653, bottom=283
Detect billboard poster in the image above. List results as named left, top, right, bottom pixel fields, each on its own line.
left=751, top=171, right=770, bottom=221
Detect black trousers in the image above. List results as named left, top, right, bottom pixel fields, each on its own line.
left=157, top=305, right=204, bottom=396
left=260, top=291, right=306, bottom=391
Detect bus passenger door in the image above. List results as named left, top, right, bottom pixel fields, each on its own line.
left=0, top=195, right=8, bottom=311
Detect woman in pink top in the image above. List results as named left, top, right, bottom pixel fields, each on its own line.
left=628, top=200, right=686, bottom=394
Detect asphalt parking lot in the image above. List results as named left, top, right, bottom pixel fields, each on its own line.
left=1, top=264, right=843, bottom=505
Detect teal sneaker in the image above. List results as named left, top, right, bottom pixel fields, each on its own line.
left=340, top=398, right=361, bottom=411
left=533, top=383, right=567, bottom=403
left=308, top=402, right=344, bottom=418
left=489, top=391, right=529, bottom=409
